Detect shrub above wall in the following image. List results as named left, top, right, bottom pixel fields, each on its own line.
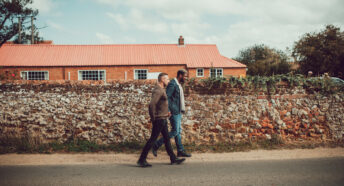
left=186, top=74, right=344, bottom=95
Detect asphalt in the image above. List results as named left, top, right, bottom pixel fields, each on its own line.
left=1, top=157, right=344, bottom=186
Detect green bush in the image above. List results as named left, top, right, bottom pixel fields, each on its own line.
left=187, top=73, right=343, bottom=95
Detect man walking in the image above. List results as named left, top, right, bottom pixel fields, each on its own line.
left=152, top=69, right=192, bottom=157
left=137, top=73, right=185, bottom=167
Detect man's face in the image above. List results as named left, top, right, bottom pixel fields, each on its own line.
left=162, top=75, right=170, bottom=87
left=179, top=73, right=188, bottom=84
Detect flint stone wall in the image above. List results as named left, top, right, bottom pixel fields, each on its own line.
left=0, top=80, right=343, bottom=145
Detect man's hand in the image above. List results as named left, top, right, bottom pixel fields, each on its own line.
left=168, top=112, right=171, bottom=117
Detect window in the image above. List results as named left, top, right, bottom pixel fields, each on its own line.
left=210, top=68, right=223, bottom=78
left=134, top=69, right=148, bottom=80
left=21, top=71, right=49, bottom=80
left=78, top=70, right=106, bottom=80
left=196, top=68, right=204, bottom=77
left=147, top=72, right=161, bottom=79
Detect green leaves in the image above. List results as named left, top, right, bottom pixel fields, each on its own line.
left=234, top=44, right=291, bottom=76
left=293, top=25, right=344, bottom=79
left=0, top=0, right=39, bottom=46
left=186, top=74, right=344, bottom=95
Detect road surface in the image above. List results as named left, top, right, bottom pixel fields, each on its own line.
left=1, top=157, right=344, bottom=186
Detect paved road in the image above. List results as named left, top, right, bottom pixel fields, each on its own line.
left=1, top=157, right=344, bottom=186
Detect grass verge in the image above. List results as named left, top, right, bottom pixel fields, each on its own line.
left=1, top=135, right=343, bottom=154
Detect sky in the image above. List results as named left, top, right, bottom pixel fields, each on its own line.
left=29, top=0, right=344, bottom=58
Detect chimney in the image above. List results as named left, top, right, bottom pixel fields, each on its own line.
left=178, top=35, right=184, bottom=46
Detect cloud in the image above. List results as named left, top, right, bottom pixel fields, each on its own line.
left=216, top=0, right=344, bottom=57
left=123, top=36, right=137, bottom=43
left=46, top=20, right=65, bottom=31
left=94, top=0, right=344, bottom=57
left=95, top=0, right=237, bottom=17
left=106, top=13, right=128, bottom=30
left=106, top=9, right=169, bottom=33
left=161, top=10, right=200, bottom=22
left=30, top=0, right=55, bottom=13
left=171, top=22, right=210, bottom=38
left=96, top=32, right=114, bottom=44
left=93, top=0, right=121, bottom=8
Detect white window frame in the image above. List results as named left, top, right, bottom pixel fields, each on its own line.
left=134, top=69, right=148, bottom=80
left=196, top=68, right=204, bottom=77
left=209, top=68, right=223, bottom=78
left=20, top=71, right=49, bottom=80
left=147, top=72, right=161, bottom=79
left=78, top=70, right=106, bottom=81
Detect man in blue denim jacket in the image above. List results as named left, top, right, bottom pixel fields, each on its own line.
left=152, top=69, right=192, bottom=157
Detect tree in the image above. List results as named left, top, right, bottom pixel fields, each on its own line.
left=234, top=44, right=291, bottom=76
left=12, top=28, right=43, bottom=44
left=0, top=0, right=38, bottom=47
left=292, top=25, right=344, bottom=79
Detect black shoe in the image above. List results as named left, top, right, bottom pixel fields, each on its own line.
left=171, top=157, right=186, bottom=165
left=152, top=147, right=158, bottom=157
left=137, top=160, right=152, bottom=168
left=177, top=151, right=192, bottom=157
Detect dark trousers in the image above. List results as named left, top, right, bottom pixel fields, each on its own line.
left=139, top=119, right=176, bottom=161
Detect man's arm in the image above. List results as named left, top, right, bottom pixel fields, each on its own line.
left=149, top=89, right=162, bottom=122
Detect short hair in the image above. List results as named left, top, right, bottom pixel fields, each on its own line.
left=177, top=69, right=187, bottom=77
left=158, top=73, right=168, bottom=82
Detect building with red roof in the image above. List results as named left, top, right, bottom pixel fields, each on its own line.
left=0, top=36, right=246, bottom=81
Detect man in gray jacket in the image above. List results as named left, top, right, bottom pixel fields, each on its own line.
left=152, top=69, right=192, bottom=157
left=137, top=73, right=185, bottom=167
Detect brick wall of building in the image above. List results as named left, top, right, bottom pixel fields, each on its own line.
left=188, top=68, right=246, bottom=78
left=0, top=65, right=186, bottom=81
left=1, top=66, right=247, bottom=80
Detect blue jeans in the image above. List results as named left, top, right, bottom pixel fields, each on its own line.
left=154, top=113, right=184, bottom=152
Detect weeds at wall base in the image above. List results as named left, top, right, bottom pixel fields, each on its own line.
left=1, top=136, right=343, bottom=154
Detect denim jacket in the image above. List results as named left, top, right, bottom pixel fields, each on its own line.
left=166, top=78, right=181, bottom=115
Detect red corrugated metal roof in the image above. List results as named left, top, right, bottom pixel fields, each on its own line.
left=0, top=44, right=246, bottom=68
